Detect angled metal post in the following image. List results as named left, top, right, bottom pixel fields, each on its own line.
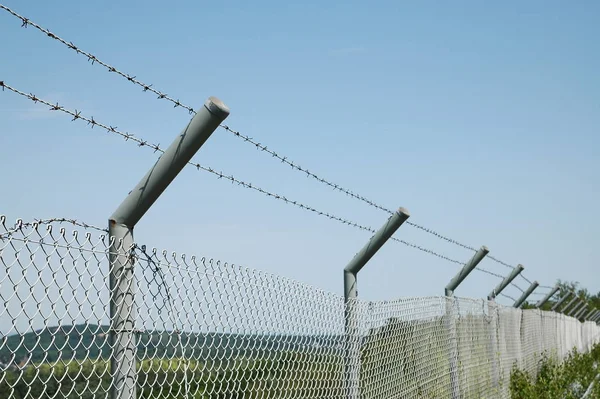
left=535, top=286, right=560, bottom=309
left=551, top=291, right=572, bottom=312
left=445, top=246, right=489, bottom=296
left=343, top=208, right=410, bottom=399
left=488, top=264, right=524, bottom=301
left=513, top=281, right=539, bottom=308
left=568, top=300, right=585, bottom=317
left=108, top=97, right=229, bottom=399
left=443, top=245, right=489, bottom=399
left=575, top=304, right=589, bottom=320
left=561, top=295, right=579, bottom=314
left=584, top=308, right=596, bottom=321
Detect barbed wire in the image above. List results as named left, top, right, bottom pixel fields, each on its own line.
left=519, top=273, right=534, bottom=285
left=0, top=4, right=196, bottom=116
left=1, top=81, right=465, bottom=265
left=0, top=215, right=107, bottom=240
left=2, top=4, right=568, bottom=291
left=487, top=255, right=515, bottom=269
left=0, top=3, right=493, bottom=258
left=474, top=267, right=504, bottom=279
left=511, top=283, right=525, bottom=294
left=499, top=293, right=517, bottom=302
left=540, top=284, right=555, bottom=290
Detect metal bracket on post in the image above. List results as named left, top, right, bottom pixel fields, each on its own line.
left=513, top=281, right=539, bottom=308
left=551, top=291, right=572, bottom=312
left=561, top=295, right=579, bottom=315
left=535, top=285, right=560, bottom=309
left=444, top=246, right=489, bottom=297
left=343, top=208, right=410, bottom=399
left=444, top=246, right=489, bottom=399
left=487, top=264, right=524, bottom=301
left=108, top=97, right=230, bottom=399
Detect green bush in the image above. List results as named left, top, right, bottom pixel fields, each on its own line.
left=510, top=343, right=600, bottom=398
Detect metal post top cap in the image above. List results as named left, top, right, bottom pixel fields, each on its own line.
left=204, top=96, right=230, bottom=118
left=396, top=207, right=410, bottom=216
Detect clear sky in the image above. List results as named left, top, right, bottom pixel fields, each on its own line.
left=1, top=0, right=598, bottom=309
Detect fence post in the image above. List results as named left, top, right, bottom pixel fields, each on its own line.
left=561, top=295, right=579, bottom=314
left=443, top=246, right=489, bottom=399
left=108, top=97, right=230, bottom=399
left=551, top=291, right=572, bottom=312
left=535, top=286, right=560, bottom=309
left=445, top=246, right=489, bottom=296
left=584, top=308, right=597, bottom=321
left=567, top=300, right=585, bottom=317
left=487, top=264, right=524, bottom=301
left=343, top=208, right=410, bottom=399
left=575, top=304, right=589, bottom=320
left=513, top=281, right=539, bottom=308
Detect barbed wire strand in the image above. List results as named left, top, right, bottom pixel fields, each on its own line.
left=499, top=293, right=517, bottom=302
left=0, top=3, right=496, bottom=258
left=474, top=267, right=504, bottom=279
left=511, top=283, right=526, bottom=294
left=487, top=255, right=516, bottom=270
left=1, top=81, right=464, bottom=265
left=0, top=215, right=107, bottom=240
left=519, top=273, right=534, bottom=285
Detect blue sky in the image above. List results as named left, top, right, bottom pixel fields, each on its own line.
left=1, top=0, right=598, bottom=309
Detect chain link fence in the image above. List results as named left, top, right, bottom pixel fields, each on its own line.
left=1, top=218, right=599, bottom=399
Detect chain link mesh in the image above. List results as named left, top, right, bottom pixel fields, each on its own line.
left=1, top=218, right=599, bottom=399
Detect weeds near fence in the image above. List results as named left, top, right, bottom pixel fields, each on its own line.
left=510, top=341, right=600, bottom=398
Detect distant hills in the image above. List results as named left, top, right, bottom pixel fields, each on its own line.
left=0, top=324, right=345, bottom=369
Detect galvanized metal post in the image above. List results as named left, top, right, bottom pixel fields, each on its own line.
left=584, top=308, right=596, bottom=321
left=444, top=245, right=489, bottom=399
left=561, top=295, right=579, bottom=314
left=575, top=304, right=588, bottom=320
left=343, top=208, right=410, bottom=399
left=535, top=286, right=559, bottom=309
left=551, top=291, right=572, bottom=312
left=108, top=97, right=230, bottom=399
left=568, top=300, right=585, bottom=317
left=487, top=264, right=524, bottom=301
left=445, top=246, right=489, bottom=296
left=344, top=208, right=410, bottom=399
left=513, top=281, right=539, bottom=308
